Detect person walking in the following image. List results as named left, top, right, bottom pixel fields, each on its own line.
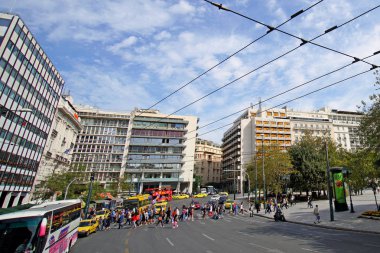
left=156, top=210, right=164, bottom=228
left=313, top=205, right=320, bottom=224
left=307, top=196, right=313, bottom=208
left=118, top=212, right=124, bottom=229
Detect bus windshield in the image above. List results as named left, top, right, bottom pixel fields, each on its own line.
left=124, top=200, right=138, bottom=210
left=0, top=216, right=42, bottom=253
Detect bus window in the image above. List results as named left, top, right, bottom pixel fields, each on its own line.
left=0, top=217, right=42, bottom=253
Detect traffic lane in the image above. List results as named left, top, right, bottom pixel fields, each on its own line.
left=223, top=214, right=380, bottom=252
left=71, top=225, right=130, bottom=253
left=127, top=216, right=254, bottom=253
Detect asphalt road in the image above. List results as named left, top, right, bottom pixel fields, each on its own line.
left=71, top=197, right=380, bottom=253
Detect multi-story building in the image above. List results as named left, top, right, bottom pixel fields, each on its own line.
left=221, top=106, right=363, bottom=194
left=34, top=95, right=82, bottom=188
left=0, top=13, right=64, bottom=207
left=222, top=107, right=291, bottom=194
left=71, top=107, right=197, bottom=195
left=194, top=138, right=222, bottom=186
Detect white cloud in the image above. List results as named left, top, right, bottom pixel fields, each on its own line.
left=107, top=36, right=138, bottom=53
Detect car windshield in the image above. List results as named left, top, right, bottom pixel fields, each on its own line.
left=0, top=216, right=42, bottom=253
left=96, top=211, right=105, bottom=215
left=79, top=222, right=91, bottom=227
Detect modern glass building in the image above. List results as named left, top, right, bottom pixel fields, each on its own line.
left=0, top=13, right=64, bottom=207
left=71, top=106, right=198, bottom=195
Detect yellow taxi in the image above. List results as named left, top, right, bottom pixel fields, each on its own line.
left=224, top=199, right=234, bottom=209
left=95, top=209, right=110, bottom=220
left=193, top=193, right=208, bottom=198
left=154, top=201, right=167, bottom=214
left=78, top=219, right=98, bottom=237
left=172, top=194, right=190, bottom=200
left=219, top=192, right=229, bottom=197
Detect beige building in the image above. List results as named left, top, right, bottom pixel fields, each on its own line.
left=195, top=138, right=222, bottom=186
left=34, top=96, right=83, bottom=188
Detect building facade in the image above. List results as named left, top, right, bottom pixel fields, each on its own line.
left=194, top=138, right=222, bottom=186
left=221, top=106, right=363, bottom=194
left=0, top=13, right=64, bottom=207
left=34, top=96, right=82, bottom=188
left=71, top=107, right=197, bottom=195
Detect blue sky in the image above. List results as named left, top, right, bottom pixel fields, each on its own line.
left=1, top=0, right=379, bottom=144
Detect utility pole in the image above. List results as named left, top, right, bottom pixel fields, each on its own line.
left=64, top=178, right=77, bottom=200
left=84, top=172, right=95, bottom=219
left=261, top=134, right=266, bottom=203
left=255, top=156, right=258, bottom=203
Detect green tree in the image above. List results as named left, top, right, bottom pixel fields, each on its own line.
left=358, top=69, right=380, bottom=174
left=346, top=150, right=378, bottom=194
left=246, top=145, right=292, bottom=197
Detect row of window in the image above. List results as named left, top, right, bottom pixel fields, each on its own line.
left=13, top=24, right=63, bottom=92
left=130, top=137, right=184, bottom=145
left=0, top=150, right=39, bottom=171
left=127, top=154, right=182, bottom=160
left=127, top=163, right=182, bottom=170
left=77, top=135, right=126, bottom=144
left=0, top=171, right=34, bottom=187
left=0, top=128, right=44, bottom=153
left=51, top=204, right=81, bottom=233
left=5, top=39, right=58, bottom=104
left=131, top=129, right=185, bottom=137
left=81, top=118, right=129, bottom=127
left=129, top=146, right=183, bottom=154
left=0, top=105, right=48, bottom=139
left=133, top=121, right=185, bottom=129
left=0, top=72, right=53, bottom=126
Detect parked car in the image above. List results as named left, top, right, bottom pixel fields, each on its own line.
left=224, top=199, right=234, bottom=209
left=193, top=193, right=208, bottom=198
left=193, top=201, right=201, bottom=210
left=95, top=209, right=110, bottom=220
left=210, top=194, right=220, bottom=201
left=78, top=219, right=98, bottom=237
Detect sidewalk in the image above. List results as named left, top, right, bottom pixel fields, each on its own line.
left=252, top=190, right=380, bottom=234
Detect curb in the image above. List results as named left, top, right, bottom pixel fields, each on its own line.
left=252, top=213, right=380, bottom=235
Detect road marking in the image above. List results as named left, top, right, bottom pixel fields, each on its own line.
left=199, top=221, right=206, bottom=224
left=124, top=230, right=131, bottom=253
left=166, top=238, right=174, bottom=247
left=224, top=218, right=232, bottom=222
left=202, top=233, right=215, bottom=241
left=364, top=243, right=380, bottom=248
left=301, top=248, right=319, bottom=253
left=249, top=243, right=284, bottom=253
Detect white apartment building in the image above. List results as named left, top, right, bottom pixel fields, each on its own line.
left=71, top=107, right=198, bottom=194
left=222, top=106, right=363, bottom=193
left=34, top=96, right=82, bottom=188
left=0, top=13, right=64, bottom=207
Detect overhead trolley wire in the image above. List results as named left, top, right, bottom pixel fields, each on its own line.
left=190, top=50, right=380, bottom=134
left=205, top=0, right=380, bottom=68
left=134, top=0, right=324, bottom=117
left=141, top=3, right=379, bottom=128
left=192, top=67, right=376, bottom=141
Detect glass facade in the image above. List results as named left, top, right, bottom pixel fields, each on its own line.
left=0, top=13, right=64, bottom=207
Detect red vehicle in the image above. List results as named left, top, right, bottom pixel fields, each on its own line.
left=144, top=187, right=173, bottom=202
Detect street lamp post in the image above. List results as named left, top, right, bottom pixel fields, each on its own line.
left=261, top=134, right=266, bottom=203
left=84, top=172, right=95, bottom=219
left=370, top=181, right=379, bottom=211
left=64, top=178, right=77, bottom=200
left=245, top=172, right=251, bottom=203
left=255, top=156, right=258, bottom=203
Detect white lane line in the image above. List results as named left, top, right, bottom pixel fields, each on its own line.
left=364, top=243, right=380, bottom=248
left=166, top=238, right=174, bottom=247
left=301, top=248, right=319, bottom=253
left=202, top=233, right=215, bottom=241
left=199, top=221, right=206, bottom=225
left=249, top=242, right=284, bottom=253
